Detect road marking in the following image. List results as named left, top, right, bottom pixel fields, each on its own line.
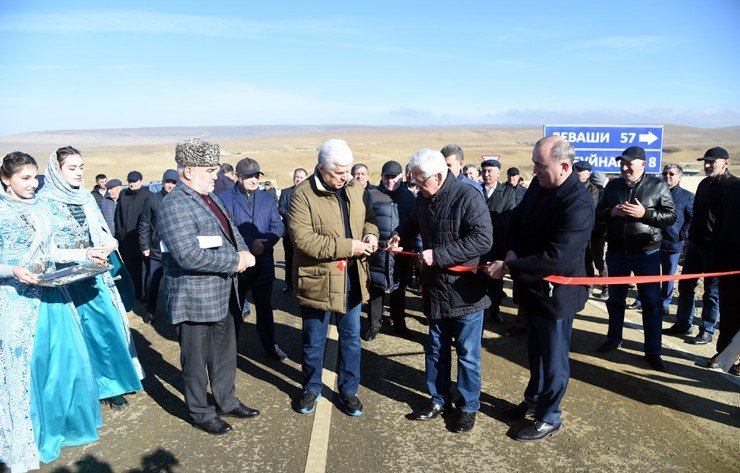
left=303, top=322, right=339, bottom=473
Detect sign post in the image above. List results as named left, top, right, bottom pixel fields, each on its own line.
left=543, top=124, right=664, bottom=173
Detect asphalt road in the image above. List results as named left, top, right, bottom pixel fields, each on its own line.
left=34, top=249, right=740, bottom=473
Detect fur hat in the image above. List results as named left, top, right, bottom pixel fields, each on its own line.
left=175, top=138, right=220, bottom=167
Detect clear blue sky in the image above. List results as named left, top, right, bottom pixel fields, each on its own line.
left=1, top=0, right=738, bottom=135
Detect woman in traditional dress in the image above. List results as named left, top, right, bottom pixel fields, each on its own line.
left=38, top=146, right=144, bottom=411
left=0, top=152, right=103, bottom=472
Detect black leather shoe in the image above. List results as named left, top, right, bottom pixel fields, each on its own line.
left=515, top=420, right=561, bottom=442
left=705, top=355, right=720, bottom=369
left=453, top=412, right=476, bottom=433
left=663, top=324, right=692, bottom=336
left=281, top=284, right=292, bottom=294
left=410, top=403, right=446, bottom=421
left=689, top=331, right=712, bottom=345
left=363, top=327, right=380, bottom=342
left=394, top=325, right=415, bottom=340
left=218, top=403, right=259, bottom=419
left=597, top=340, right=621, bottom=353
left=194, top=417, right=232, bottom=435
left=501, top=401, right=535, bottom=420
left=644, top=354, right=667, bottom=372
left=142, top=312, right=154, bottom=324
left=626, top=301, right=641, bottom=310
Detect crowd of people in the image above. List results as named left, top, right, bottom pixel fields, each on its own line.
left=1, top=136, right=738, bottom=471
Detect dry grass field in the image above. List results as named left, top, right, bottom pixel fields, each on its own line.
left=1, top=124, right=738, bottom=189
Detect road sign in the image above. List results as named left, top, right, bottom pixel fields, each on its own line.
left=543, top=124, right=664, bottom=173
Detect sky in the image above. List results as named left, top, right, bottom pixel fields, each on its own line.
left=1, top=0, right=739, bottom=135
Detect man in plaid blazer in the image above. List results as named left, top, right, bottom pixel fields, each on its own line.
left=158, top=138, right=258, bottom=436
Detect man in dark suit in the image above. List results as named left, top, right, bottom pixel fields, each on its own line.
left=219, top=157, right=286, bottom=360
left=115, top=170, right=151, bottom=299
left=277, top=168, right=308, bottom=293
left=479, top=158, right=515, bottom=325
left=158, top=138, right=258, bottom=436
left=487, top=136, right=594, bottom=441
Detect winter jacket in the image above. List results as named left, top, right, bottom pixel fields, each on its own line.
left=595, top=174, right=676, bottom=253
left=288, top=169, right=379, bottom=313
left=661, top=185, right=694, bottom=253
left=398, top=172, right=492, bottom=319
left=138, top=189, right=167, bottom=261
left=688, top=171, right=737, bottom=246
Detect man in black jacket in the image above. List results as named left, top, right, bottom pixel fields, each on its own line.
left=665, top=147, right=736, bottom=345
left=575, top=161, right=609, bottom=298
left=277, top=167, right=308, bottom=293
left=595, top=146, right=676, bottom=371
left=487, top=136, right=594, bottom=441
left=115, top=170, right=152, bottom=299
left=365, top=161, right=416, bottom=341
left=139, top=169, right=178, bottom=323
left=390, top=148, right=492, bottom=434
left=479, top=159, right=515, bottom=324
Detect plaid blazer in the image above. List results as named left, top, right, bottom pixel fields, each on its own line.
left=158, top=182, right=248, bottom=324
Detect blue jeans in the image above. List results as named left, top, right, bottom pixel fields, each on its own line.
left=523, top=313, right=573, bottom=428
left=606, top=250, right=662, bottom=355
left=675, top=242, right=720, bottom=334
left=660, top=249, right=681, bottom=310
left=426, top=311, right=484, bottom=412
left=300, top=301, right=361, bottom=396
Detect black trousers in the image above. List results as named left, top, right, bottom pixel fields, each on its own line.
left=368, top=285, right=406, bottom=329
left=176, top=298, right=240, bottom=423
left=485, top=278, right=504, bottom=315
left=120, top=233, right=145, bottom=299
left=717, top=274, right=740, bottom=354
left=237, top=270, right=277, bottom=353
left=585, top=236, right=608, bottom=278
left=282, top=234, right=294, bottom=288
left=145, top=258, right=164, bottom=314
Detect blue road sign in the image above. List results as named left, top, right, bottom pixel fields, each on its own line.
left=543, top=125, right=664, bottom=173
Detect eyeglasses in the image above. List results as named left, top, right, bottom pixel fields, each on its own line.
left=662, top=172, right=678, bottom=177
left=412, top=174, right=434, bottom=186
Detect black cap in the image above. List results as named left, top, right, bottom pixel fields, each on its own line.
left=574, top=161, right=592, bottom=171
left=481, top=159, right=501, bottom=169
left=698, top=147, right=729, bottom=161
left=506, top=167, right=520, bottom=176
left=127, top=171, right=143, bottom=182
left=618, top=146, right=646, bottom=162
left=235, top=157, right=263, bottom=176
left=105, top=178, right=122, bottom=189
left=381, top=160, right=402, bottom=176
left=162, top=169, right=179, bottom=182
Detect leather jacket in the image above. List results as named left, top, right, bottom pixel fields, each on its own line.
left=595, top=174, right=676, bottom=253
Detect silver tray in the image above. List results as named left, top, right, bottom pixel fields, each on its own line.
left=35, top=263, right=113, bottom=287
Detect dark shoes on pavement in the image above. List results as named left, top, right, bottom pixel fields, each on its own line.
left=688, top=331, right=712, bottom=345
left=363, top=326, right=380, bottom=342
left=281, top=284, right=293, bottom=294
left=645, top=354, right=667, bottom=372
left=409, top=403, right=447, bottom=421
left=663, top=324, right=692, bottom=336
left=339, top=394, right=364, bottom=416
left=297, top=391, right=321, bottom=415
left=218, top=402, right=260, bottom=419
left=597, top=340, right=622, bottom=353
left=501, top=401, right=536, bottom=420
left=514, top=421, right=561, bottom=442
left=706, top=355, right=720, bottom=369
left=194, top=417, right=232, bottom=436
left=103, top=395, right=129, bottom=411
left=626, top=301, right=642, bottom=310
left=394, top=324, right=415, bottom=340
left=453, top=412, right=476, bottom=433
left=142, top=312, right=154, bottom=324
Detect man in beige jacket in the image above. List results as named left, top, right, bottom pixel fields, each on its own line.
left=289, top=138, right=379, bottom=416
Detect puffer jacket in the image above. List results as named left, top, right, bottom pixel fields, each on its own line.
left=595, top=174, right=676, bottom=253
left=288, top=168, right=379, bottom=313
left=398, top=172, right=492, bottom=319
left=367, top=181, right=416, bottom=290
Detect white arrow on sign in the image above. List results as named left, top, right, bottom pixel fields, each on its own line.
left=639, top=131, right=658, bottom=146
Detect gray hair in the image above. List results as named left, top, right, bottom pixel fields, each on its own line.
left=663, top=163, right=683, bottom=176
left=462, top=163, right=479, bottom=173
left=408, top=148, right=447, bottom=179
left=440, top=144, right=464, bottom=162
left=534, top=136, right=575, bottom=163
left=318, top=139, right=354, bottom=169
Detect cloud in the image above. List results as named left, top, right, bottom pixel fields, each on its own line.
left=0, top=10, right=351, bottom=37
left=565, top=36, right=672, bottom=52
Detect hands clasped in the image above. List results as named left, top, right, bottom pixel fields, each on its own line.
left=237, top=250, right=256, bottom=272
left=611, top=198, right=646, bottom=218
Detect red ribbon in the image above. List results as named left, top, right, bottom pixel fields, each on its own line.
left=545, top=270, right=740, bottom=286
left=386, top=248, right=487, bottom=272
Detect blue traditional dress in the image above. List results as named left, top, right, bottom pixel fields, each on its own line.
left=0, top=189, right=101, bottom=472
left=38, top=155, right=144, bottom=402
